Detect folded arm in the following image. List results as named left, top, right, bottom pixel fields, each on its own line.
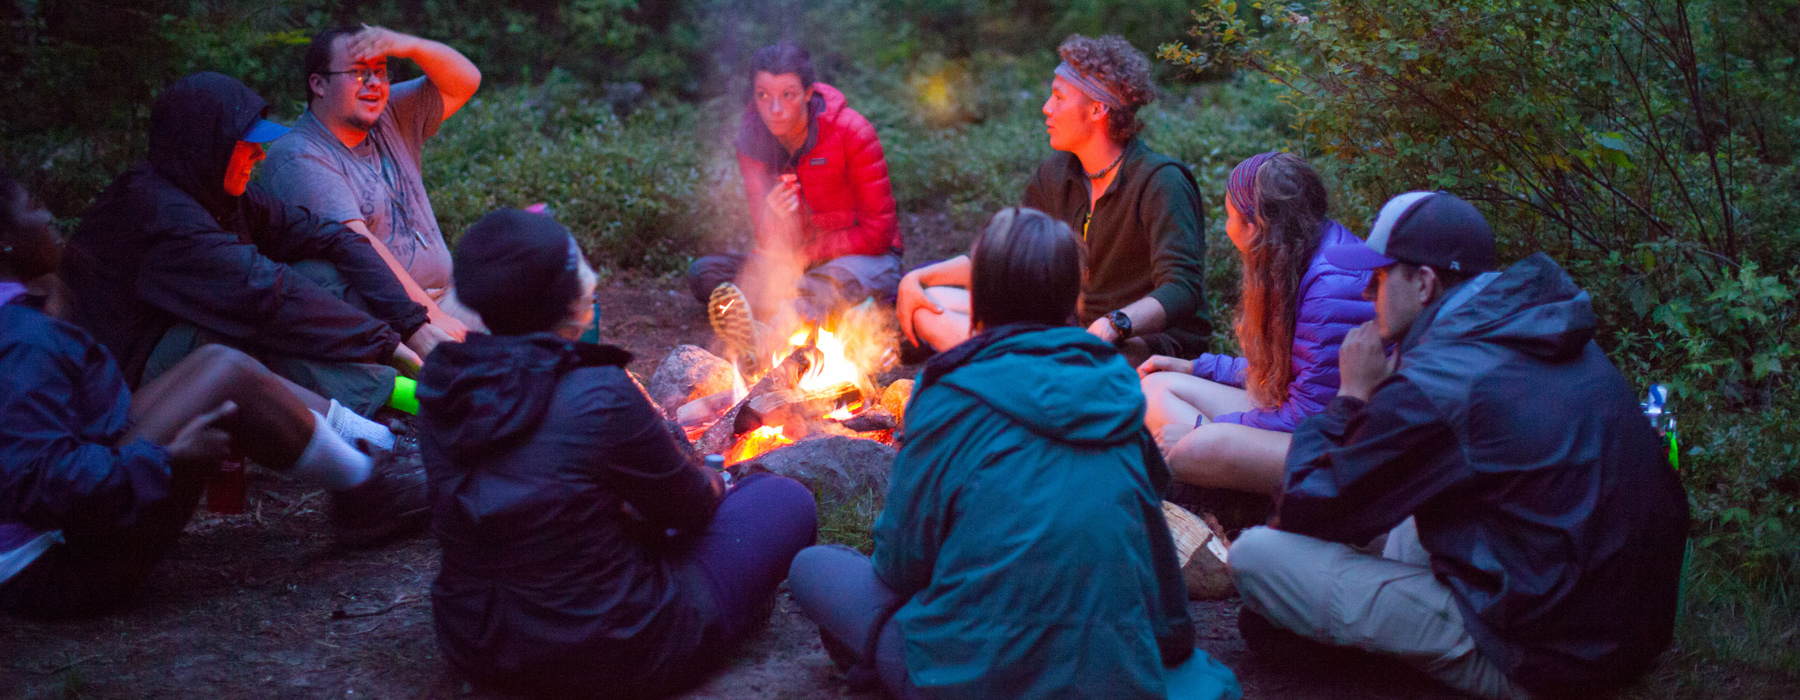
left=139, top=209, right=404, bottom=364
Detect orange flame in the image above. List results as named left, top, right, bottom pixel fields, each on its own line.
left=724, top=425, right=793, bottom=466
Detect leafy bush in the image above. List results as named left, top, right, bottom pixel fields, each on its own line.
left=1163, top=0, right=1800, bottom=402
left=425, top=73, right=741, bottom=274
left=1166, top=0, right=1800, bottom=677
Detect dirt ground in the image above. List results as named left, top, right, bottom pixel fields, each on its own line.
left=0, top=216, right=1773, bottom=698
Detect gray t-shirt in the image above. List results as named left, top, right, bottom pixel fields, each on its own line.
left=261, top=77, right=454, bottom=297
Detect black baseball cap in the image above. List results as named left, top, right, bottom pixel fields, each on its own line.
left=1325, top=191, right=1497, bottom=274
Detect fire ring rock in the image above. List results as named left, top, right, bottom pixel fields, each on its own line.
left=742, top=435, right=895, bottom=503
left=648, top=345, right=737, bottom=418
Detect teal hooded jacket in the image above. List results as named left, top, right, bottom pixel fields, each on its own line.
left=872, top=326, right=1217, bottom=699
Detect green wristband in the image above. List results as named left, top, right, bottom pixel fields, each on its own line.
left=387, top=376, right=419, bottom=415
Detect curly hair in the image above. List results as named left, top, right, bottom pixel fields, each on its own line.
left=1235, top=153, right=1330, bottom=408
left=1057, top=34, right=1157, bottom=143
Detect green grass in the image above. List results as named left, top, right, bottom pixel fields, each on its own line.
left=817, top=490, right=883, bottom=554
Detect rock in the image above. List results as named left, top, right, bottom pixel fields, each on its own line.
left=743, top=435, right=896, bottom=502
left=648, top=345, right=737, bottom=418
left=878, top=378, right=914, bottom=417
left=1162, top=501, right=1234, bottom=600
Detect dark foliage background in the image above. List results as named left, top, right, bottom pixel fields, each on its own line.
left=3, top=0, right=1795, bottom=684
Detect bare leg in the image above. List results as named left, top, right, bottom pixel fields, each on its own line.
left=911, top=286, right=972, bottom=351
left=1140, top=372, right=1205, bottom=438
left=1165, top=423, right=1293, bottom=496
left=127, top=345, right=314, bottom=469
left=1141, top=373, right=1256, bottom=446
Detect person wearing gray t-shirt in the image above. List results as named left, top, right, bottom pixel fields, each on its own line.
left=262, top=25, right=482, bottom=360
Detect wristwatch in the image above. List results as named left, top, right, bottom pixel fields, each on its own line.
left=1106, top=310, right=1133, bottom=342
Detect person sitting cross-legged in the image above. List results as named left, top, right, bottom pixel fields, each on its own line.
left=1228, top=192, right=1690, bottom=699
left=1136, top=152, right=1373, bottom=497
left=58, top=72, right=432, bottom=545
left=788, top=208, right=1241, bottom=700
left=686, top=41, right=902, bottom=327
left=61, top=72, right=433, bottom=426
left=0, top=172, right=425, bottom=618
left=898, top=35, right=1210, bottom=367
left=419, top=209, right=818, bottom=698
left=261, top=24, right=485, bottom=343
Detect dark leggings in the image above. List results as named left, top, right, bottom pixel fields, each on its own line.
left=787, top=544, right=923, bottom=700
left=0, top=461, right=208, bottom=618
left=687, top=472, right=819, bottom=642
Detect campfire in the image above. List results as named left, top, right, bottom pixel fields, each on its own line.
left=654, top=300, right=914, bottom=468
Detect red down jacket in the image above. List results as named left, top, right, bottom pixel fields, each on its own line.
left=736, top=82, right=900, bottom=264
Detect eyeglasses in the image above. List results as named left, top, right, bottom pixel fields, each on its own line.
left=321, top=66, right=388, bottom=85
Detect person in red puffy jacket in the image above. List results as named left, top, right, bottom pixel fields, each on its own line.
left=686, top=43, right=902, bottom=323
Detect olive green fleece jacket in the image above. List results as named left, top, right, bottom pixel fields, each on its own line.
left=1021, top=139, right=1211, bottom=354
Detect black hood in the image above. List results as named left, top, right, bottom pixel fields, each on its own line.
left=1402, top=252, right=1596, bottom=363
left=148, top=72, right=268, bottom=219
left=417, top=334, right=632, bottom=456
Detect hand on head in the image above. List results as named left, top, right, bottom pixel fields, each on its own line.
left=343, top=24, right=414, bottom=63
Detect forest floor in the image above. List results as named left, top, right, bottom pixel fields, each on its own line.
left=1, top=216, right=1792, bottom=699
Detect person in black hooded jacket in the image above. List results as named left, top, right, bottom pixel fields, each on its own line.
left=418, top=209, right=818, bottom=697
left=61, top=72, right=430, bottom=420
left=1227, top=192, right=1689, bottom=699
left=0, top=171, right=419, bottom=616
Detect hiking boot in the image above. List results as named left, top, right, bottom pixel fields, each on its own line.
left=708, top=282, right=761, bottom=375
left=330, top=440, right=430, bottom=548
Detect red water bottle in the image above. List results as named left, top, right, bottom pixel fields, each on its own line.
left=207, top=451, right=246, bottom=515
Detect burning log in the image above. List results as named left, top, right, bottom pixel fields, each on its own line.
left=694, top=344, right=818, bottom=456
left=1162, top=501, right=1234, bottom=600
left=675, top=388, right=738, bottom=438
left=739, top=382, right=862, bottom=436
left=878, top=379, right=914, bottom=418
left=839, top=407, right=896, bottom=433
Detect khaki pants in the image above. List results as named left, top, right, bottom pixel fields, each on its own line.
left=1228, top=519, right=1534, bottom=700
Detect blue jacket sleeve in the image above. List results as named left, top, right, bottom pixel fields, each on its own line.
left=0, top=337, right=171, bottom=531
left=1190, top=354, right=1247, bottom=387
left=1278, top=379, right=1471, bottom=545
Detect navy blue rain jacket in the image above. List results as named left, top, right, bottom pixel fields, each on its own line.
left=1280, top=253, right=1689, bottom=696
left=0, top=301, right=172, bottom=583
left=60, top=72, right=427, bottom=386
left=417, top=333, right=727, bottom=696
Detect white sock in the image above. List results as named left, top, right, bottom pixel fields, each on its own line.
left=326, top=399, right=395, bottom=451
left=292, top=410, right=374, bottom=490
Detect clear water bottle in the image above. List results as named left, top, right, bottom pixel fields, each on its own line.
left=1641, top=384, right=1678, bottom=469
